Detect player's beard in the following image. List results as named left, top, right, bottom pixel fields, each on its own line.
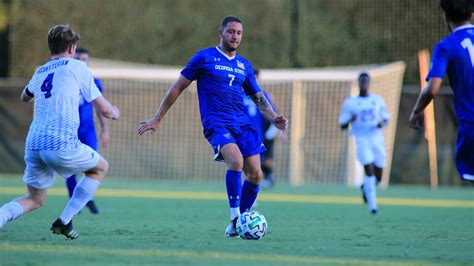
left=224, top=40, right=238, bottom=52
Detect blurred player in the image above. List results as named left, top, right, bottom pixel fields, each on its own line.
left=339, top=73, right=390, bottom=214
left=243, top=69, right=279, bottom=188
left=410, top=0, right=474, bottom=182
left=0, top=25, right=120, bottom=239
left=137, top=16, right=288, bottom=237
left=65, top=47, right=110, bottom=214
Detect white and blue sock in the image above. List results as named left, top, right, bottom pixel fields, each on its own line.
left=0, top=201, right=24, bottom=229
left=363, top=175, right=377, bottom=213
left=240, top=180, right=260, bottom=214
left=226, top=170, right=242, bottom=221
left=60, top=176, right=100, bottom=224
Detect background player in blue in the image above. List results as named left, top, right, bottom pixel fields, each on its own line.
left=409, top=0, right=474, bottom=182
left=137, top=16, right=289, bottom=237
left=243, top=69, right=280, bottom=188
left=65, top=48, right=110, bottom=214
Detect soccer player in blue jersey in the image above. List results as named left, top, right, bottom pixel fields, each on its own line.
left=64, top=47, right=109, bottom=214
left=409, top=0, right=474, bottom=182
left=137, top=16, right=288, bottom=237
left=243, top=69, right=280, bottom=188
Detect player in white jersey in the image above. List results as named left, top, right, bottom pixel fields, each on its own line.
left=0, top=25, right=120, bottom=239
left=339, top=73, right=390, bottom=214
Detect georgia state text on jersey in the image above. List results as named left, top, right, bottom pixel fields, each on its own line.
left=24, top=58, right=102, bottom=151
left=427, top=25, right=474, bottom=124
left=180, top=47, right=261, bottom=134
left=339, top=94, right=390, bottom=137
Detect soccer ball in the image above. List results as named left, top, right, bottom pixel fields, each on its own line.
left=236, top=211, right=267, bottom=240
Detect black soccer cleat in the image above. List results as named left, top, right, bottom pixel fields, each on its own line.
left=225, top=217, right=239, bottom=237
left=360, top=185, right=367, bottom=204
left=86, top=200, right=99, bottom=214
left=50, top=218, right=79, bottom=239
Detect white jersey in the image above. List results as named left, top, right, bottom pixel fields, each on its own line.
left=338, top=94, right=390, bottom=137
left=25, top=58, right=102, bottom=151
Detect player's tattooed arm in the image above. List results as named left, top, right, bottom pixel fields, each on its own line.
left=251, top=91, right=288, bottom=133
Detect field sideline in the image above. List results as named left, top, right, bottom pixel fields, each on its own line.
left=0, top=175, right=473, bottom=265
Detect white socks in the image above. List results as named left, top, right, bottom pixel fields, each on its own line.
left=230, top=207, right=240, bottom=221
left=60, top=176, right=100, bottom=224
left=0, top=201, right=24, bottom=229
left=363, top=175, right=377, bottom=213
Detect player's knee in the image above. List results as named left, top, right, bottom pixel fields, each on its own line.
left=228, top=158, right=244, bottom=171
left=85, top=157, right=109, bottom=180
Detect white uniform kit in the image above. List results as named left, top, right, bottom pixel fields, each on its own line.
left=23, top=58, right=103, bottom=189
left=339, top=94, right=390, bottom=167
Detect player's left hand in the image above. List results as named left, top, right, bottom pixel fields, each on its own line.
left=409, top=110, right=424, bottom=129
left=137, top=117, right=161, bottom=136
left=274, top=115, right=289, bottom=134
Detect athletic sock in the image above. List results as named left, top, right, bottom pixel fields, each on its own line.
left=363, top=175, right=377, bottom=212
left=59, top=176, right=100, bottom=224
left=66, top=175, right=78, bottom=198
left=226, top=170, right=242, bottom=221
left=240, top=180, right=260, bottom=213
left=0, top=201, right=24, bottom=229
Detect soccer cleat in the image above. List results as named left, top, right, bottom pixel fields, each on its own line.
left=371, top=209, right=378, bottom=215
left=50, top=218, right=79, bottom=239
left=86, top=200, right=99, bottom=214
left=224, top=217, right=239, bottom=237
left=360, top=185, right=367, bottom=204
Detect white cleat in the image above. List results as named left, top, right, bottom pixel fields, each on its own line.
left=224, top=217, right=239, bottom=238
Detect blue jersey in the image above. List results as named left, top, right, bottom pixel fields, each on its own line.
left=78, top=78, right=102, bottom=149
left=427, top=24, right=474, bottom=124
left=181, top=47, right=261, bottom=134
left=243, top=90, right=276, bottom=140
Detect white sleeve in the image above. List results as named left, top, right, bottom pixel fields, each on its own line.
left=338, top=99, right=353, bottom=125
left=378, top=96, right=390, bottom=121
left=73, top=61, right=102, bottom=103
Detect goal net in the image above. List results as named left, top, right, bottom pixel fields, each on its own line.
left=91, top=60, right=405, bottom=186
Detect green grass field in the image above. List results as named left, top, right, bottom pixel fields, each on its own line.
left=0, top=174, right=473, bottom=266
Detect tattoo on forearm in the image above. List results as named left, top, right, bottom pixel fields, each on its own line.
left=252, top=92, right=275, bottom=120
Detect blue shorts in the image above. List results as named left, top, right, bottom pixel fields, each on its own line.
left=456, top=123, right=474, bottom=181
left=205, top=125, right=266, bottom=162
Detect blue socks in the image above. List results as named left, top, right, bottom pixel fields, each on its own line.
left=66, top=175, right=78, bottom=198
left=226, top=170, right=242, bottom=220
left=240, top=179, right=260, bottom=213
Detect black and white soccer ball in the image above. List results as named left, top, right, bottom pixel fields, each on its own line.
left=236, top=211, right=267, bottom=240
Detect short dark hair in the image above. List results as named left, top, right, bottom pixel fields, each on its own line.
left=220, top=16, right=242, bottom=29
left=440, top=0, right=473, bottom=23
left=75, top=47, right=89, bottom=55
left=47, top=24, right=80, bottom=55
left=358, top=72, right=370, bottom=81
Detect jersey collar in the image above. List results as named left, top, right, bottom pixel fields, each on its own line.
left=215, top=46, right=236, bottom=60
left=453, top=24, right=474, bottom=33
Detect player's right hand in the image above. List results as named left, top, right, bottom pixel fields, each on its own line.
left=137, top=117, right=160, bottom=136
left=111, top=106, right=120, bottom=120
left=409, top=110, right=423, bottom=129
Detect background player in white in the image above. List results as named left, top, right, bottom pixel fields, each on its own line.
left=339, top=73, right=390, bottom=214
left=410, top=0, right=474, bottom=182
left=0, top=25, right=120, bottom=239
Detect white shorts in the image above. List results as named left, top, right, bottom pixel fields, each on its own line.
left=354, top=134, right=386, bottom=168
left=23, top=144, right=101, bottom=189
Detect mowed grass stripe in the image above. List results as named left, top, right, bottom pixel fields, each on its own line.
left=0, top=243, right=448, bottom=266
left=1, top=187, right=473, bottom=208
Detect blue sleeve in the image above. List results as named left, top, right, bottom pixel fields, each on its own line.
left=94, top=78, right=103, bottom=93
left=426, top=42, right=448, bottom=81
left=181, top=52, right=205, bottom=81
left=243, top=62, right=261, bottom=96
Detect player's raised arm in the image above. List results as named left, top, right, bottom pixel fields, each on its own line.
left=250, top=91, right=288, bottom=133
left=409, top=78, right=443, bottom=129
left=137, top=75, right=192, bottom=136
